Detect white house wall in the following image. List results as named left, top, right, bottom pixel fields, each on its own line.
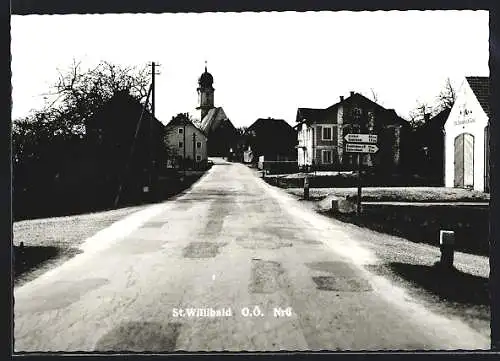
left=444, top=78, right=489, bottom=191
left=297, top=124, right=314, bottom=166
left=165, top=124, right=208, bottom=162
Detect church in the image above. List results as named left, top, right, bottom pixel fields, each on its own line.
left=195, top=63, right=238, bottom=157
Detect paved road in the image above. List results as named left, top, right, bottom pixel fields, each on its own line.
left=14, top=159, right=489, bottom=352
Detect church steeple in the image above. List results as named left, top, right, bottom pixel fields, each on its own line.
left=197, top=62, right=215, bottom=120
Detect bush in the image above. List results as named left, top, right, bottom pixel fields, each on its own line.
left=262, top=161, right=298, bottom=175
left=267, top=172, right=444, bottom=189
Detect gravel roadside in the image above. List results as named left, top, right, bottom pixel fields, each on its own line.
left=13, top=205, right=148, bottom=287
left=292, top=192, right=490, bottom=337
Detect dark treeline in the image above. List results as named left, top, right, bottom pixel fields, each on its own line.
left=12, top=60, right=170, bottom=221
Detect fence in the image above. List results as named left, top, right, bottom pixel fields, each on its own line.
left=259, top=160, right=299, bottom=174
left=265, top=173, right=444, bottom=189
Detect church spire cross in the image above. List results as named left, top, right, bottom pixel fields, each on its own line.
left=205, top=60, right=207, bottom=72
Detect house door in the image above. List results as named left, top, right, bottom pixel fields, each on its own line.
left=485, top=126, right=490, bottom=193
left=454, top=133, right=474, bottom=188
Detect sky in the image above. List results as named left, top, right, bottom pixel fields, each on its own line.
left=11, top=11, right=489, bottom=128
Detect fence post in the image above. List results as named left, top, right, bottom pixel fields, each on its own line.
left=19, top=241, right=26, bottom=269
left=439, top=230, right=455, bottom=270
left=304, top=175, right=310, bottom=199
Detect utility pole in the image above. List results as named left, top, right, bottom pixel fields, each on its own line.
left=183, top=116, right=186, bottom=177
left=193, top=132, right=196, bottom=168
left=114, top=84, right=153, bottom=207
left=148, top=61, right=160, bottom=195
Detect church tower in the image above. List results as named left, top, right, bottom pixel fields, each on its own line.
left=197, top=62, right=215, bottom=120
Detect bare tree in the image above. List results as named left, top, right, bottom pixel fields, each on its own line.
left=436, top=77, right=456, bottom=112
left=43, top=59, right=150, bottom=133
left=408, top=77, right=457, bottom=129
left=408, top=101, right=433, bottom=129
left=236, top=126, right=248, bottom=137
left=370, top=88, right=379, bottom=103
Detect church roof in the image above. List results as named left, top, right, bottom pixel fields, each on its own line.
left=466, top=76, right=490, bottom=118
left=200, top=107, right=236, bottom=133
left=165, top=114, right=207, bottom=136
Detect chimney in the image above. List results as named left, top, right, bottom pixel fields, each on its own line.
left=350, top=91, right=355, bottom=97
left=340, top=96, right=344, bottom=101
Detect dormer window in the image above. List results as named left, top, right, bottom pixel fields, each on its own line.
left=178, top=128, right=183, bottom=134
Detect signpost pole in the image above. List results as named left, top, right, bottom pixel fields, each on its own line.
left=344, top=132, right=378, bottom=216
left=357, top=153, right=362, bottom=215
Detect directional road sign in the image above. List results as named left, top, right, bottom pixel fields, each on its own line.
left=345, top=143, right=379, bottom=153
left=344, top=133, right=378, bottom=143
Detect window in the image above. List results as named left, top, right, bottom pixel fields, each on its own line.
left=196, top=141, right=202, bottom=148
left=322, top=150, right=333, bottom=164
left=178, top=128, right=183, bottom=134
left=196, top=155, right=201, bottom=161
left=322, top=127, right=332, bottom=140
left=179, top=142, right=183, bottom=148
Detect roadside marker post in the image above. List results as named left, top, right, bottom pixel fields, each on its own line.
left=439, top=230, right=455, bottom=270
left=344, top=133, right=378, bottom=216
left=304, top=175, right=310, bottom=200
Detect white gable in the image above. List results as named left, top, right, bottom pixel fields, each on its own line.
left=445, top=78, right=488, bottom=133
left=444, top=77, right=489, bottom=192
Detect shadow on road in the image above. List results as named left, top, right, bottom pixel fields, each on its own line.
left=13, top=245, right=82, bottom=281
left=14, top=245, right=60, bottom=277
left=386, top=262, right=489, bottom=306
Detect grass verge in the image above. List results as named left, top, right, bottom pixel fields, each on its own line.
left=323, top=204, right=489, bottom=257
left=284, top=186, right=490, bottom=203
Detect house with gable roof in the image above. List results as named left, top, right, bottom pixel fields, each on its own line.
left=164, top=113, right=208, bottom=168
left=295, top=91, right=410, bottom=172
left=444, top=76, right=490, bottom=192
left=245, top=117, right=297, bottom=162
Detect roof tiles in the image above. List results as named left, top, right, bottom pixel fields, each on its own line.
left=466, top=76, right=490, bottom=118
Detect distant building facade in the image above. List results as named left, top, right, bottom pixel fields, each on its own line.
left=444, top=76, right=490, bottom=192
left=164, top=113, right=208, bottom=167
left=295, top=91, right=410, bottom=171
left=245, top=117, right=297, bottom=162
